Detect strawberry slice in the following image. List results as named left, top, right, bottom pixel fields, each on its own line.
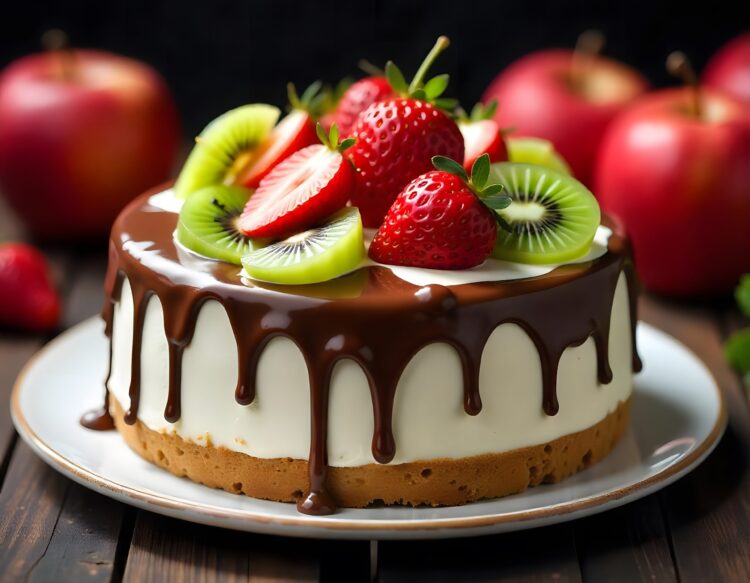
left=239, top=124, right=356, bottom=239
left=458, top=101, right=508, bottom=172
left=239, top=83, right=320, bottom=189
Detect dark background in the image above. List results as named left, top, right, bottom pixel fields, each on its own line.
left=2, top=0, right=749, bottom=138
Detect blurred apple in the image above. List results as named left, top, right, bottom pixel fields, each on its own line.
left=483, top=44, right=648, bottom=186
left=0, top=38, right=180, bottom=239
left=596, top=86, right=750, bottom=297
left=703, top=32, right=750, bottom=105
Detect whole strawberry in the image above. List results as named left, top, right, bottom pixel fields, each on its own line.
left=0, top=243, right=60, bottom=331
left=348, top=36, right=464, bottom=228
left=333, top=76, right=393, bottom=137
left=369, top=154, right=511, bottom=269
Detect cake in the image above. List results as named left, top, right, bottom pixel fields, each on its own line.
left=81, top=37, right=641, bottom=515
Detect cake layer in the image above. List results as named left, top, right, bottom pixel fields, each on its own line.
left=111, top=396, right=631, bottom=507
left=107, top=271, right=634, bottom=466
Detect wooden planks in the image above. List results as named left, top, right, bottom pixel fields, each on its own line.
left=122, top=511, right=321, bottom=583
left=379, top=524, right=582, bottom=582
left=575, top=496, right=677, bottom=583
left=0, top=442, right=128, bottom=583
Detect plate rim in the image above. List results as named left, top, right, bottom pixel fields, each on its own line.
left=11, top=318, right=728, bottom=534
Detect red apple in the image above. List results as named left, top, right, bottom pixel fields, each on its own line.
left=704, top=32, right=750, bottom=105
left=0, top=49, right=180, bottom=239
left=596, top=87, right=750, bottom=296
left=482, top=50, right=648, bottom=186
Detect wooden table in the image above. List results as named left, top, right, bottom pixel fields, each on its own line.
left=1, top=207, right=749, bottom=582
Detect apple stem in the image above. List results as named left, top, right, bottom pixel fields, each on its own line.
left=571, top=30, right=605, bottom=88
left=666, top=51, right=702, bottom=118
left=409, top=36, right=450, bottom=93
left=41, top=29, right=75, bottom=82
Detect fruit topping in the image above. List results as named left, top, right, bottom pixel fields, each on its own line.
left=239, top=124, right=356, bottom=240
left=488, top=163, right=600, bottom=264
left=239, top=83, right=322, bottom=188
left=506, top=137, right=571, bottom=174
left=242, top=207, right=365, bottom=285
left=0, top=243, right=60, bottom=331
left=458, top=100, right=508, bottom=171
left=177, top=185, right=262, bottom=265
left=332, top=75, right=393, bottom=137
left=369, top=154, right=511, bottom=269
left=174, top=104, right=280, bottom=199
left=347, top=36, right=465, bottom=228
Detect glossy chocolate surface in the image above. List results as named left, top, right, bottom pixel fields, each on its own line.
left=86, top=190, right=641, bottom=515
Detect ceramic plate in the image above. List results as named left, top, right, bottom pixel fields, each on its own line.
left=11, top=318, right=726, bottom=540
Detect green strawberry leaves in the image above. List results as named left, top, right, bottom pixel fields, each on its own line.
left=432, top=154, right=511, bottom=215
left=424, top=74, right=450, bottom=99
left=432, top=155, right=468, bottom=181
left=384, top=36, right=455, bottom=110
left=471, top=99, right=499, bottom=122
left=287, top=81, right=328, bottom=118
left=726, top=275, right=750, bottom=390
left=456, top=100, right=499, bottom=124
left=385, top=61, right=409, bottom=95
left=316, top=122, right=355, bottom=153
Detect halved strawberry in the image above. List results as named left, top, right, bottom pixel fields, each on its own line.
left=239, top=83, right=321, bottom=189
left=458, top=101, right=508, bottom=172
left=239, top=124, right=356, bottom=239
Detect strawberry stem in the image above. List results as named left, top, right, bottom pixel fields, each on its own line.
left=409, top=36, right=450, bottom=94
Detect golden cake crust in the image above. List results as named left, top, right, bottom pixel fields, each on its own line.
left=111, top=396, right=630, bottom=508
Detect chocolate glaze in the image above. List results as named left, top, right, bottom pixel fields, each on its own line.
left=87, top=190, right=642, bottom=515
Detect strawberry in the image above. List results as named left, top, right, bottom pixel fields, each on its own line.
left=369, top=154, right=511, bottom=270
left=0, top=243, right=60, bottom=331
left=239, top=82, right=322, bottom=189
left=333, top=76, right=393, bottom=137
left=458, top=101, right=508, bottom=172
left=347, top=36, right=465, bottom=228
left=239, top=123, right=356, bottom=239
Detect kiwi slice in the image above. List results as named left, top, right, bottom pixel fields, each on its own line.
left=177, top=185, right=262, bottom=265
left=242, top=207, right=365, bottom=285
left=174, top=104, right=280, bottom=199
left=489, top=163, right=600, bottom=264
left=506, top=137, right=571, bottom=175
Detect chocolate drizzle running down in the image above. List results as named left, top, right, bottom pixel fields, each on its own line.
left=86, top=190, right=642, bottom=515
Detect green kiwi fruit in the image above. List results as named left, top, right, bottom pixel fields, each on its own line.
left=242, top=207, right=365, bottom=285
left=174, top=104, right=280, bottom=199
left=488, top=163, right=600, bottom=264
left=177, top=185, right=262, bottom=265
left=506, top=137, right=572, bottom=175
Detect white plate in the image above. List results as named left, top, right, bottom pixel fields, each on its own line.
left=11, top=318, right=726, bottom=540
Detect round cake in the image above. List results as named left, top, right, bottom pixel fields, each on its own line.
left=80, top=37, right=642, bottom=514
left=83, top=186, right=640, bottom=514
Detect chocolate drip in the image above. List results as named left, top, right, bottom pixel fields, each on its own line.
left=88, top=190, right=642, bottom=515
left=124, top=286, right=152, bottom=425
left=82, top=262, right=123, bottom=431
